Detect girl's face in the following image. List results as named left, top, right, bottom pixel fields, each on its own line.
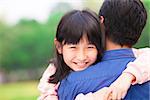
left=56, top=35, right=98, bottom=71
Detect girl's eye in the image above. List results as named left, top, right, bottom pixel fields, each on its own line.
left=70, top=46, right=76, bottom=49
left=88, top=47, right=94, bottom=49
left=88, top=45, right=95, bottom=49
left=68, top=45, right=77, bottom=49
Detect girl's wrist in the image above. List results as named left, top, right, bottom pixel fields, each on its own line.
left=122, top=72, right=136, bottom=84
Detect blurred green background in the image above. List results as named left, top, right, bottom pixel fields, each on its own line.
left=0, top=0, right=149, bottom=100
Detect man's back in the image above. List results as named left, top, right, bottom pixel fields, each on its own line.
left=58, top=49, right=149, bottom=100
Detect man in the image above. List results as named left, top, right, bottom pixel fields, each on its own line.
left=58, top=0, right=149, bottom=100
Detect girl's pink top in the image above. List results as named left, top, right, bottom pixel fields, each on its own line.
left=124, top=48, right=150, bottom=84
left=38, top=64, right=59, bottom=100
left=38, top=48, right=150, bottom=100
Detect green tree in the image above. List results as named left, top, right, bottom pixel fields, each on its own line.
left=0, top=19, right=52, bottom=71
left=0, top=10, right=69, bottom=72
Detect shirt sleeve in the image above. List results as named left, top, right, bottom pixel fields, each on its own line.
left=123, top=48, right=150, bottom=85
left=37, top=64, right=59, bottom=100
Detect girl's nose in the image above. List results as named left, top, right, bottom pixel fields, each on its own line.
left=77, top=49, right=87, bottom=62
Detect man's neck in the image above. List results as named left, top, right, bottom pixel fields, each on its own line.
left=106, top=39, right=129, bottom=51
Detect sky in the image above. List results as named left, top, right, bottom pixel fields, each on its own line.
left=0, top=0, right=83, bottom=25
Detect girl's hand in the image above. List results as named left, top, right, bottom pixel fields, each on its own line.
left=104, top=73, right=135, bottom=100
left=43, top=95, right=58, bottom=100
left=38, top=82, right=60, bottom=100
left=75, top=87, right=110, bottom=100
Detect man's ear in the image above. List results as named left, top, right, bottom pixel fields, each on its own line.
left=100, top=16, right=105, bottom=35
left=100, top=16, right=104, bottom=24
left=54, top=38, right=62, bottom=54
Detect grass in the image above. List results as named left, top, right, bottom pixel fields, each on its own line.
left=0, top=81, right=39, bottom=100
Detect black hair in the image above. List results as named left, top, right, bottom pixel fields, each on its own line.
left=99, top=0, right=147, bottom=47
left=49, top=9, right=105, bottom=83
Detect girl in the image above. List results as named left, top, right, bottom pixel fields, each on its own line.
left=38, top=9, right=150, bottom=100
left=38, top=9, right=105, bottom=100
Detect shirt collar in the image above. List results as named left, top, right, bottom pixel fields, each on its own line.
left=102, top=48, right=135, bottom=61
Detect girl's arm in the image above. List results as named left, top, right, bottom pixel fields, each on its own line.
left=37, top=64, right=59, bottom=100
left=74, top=73, right=134, bottom=100
left=75, top=48, right=150, bottom=100
left=105, top=48, right=150, bottom=99
left=75, top=87, right=111, bottom=100
left=124, top=48, right=150, bottom=84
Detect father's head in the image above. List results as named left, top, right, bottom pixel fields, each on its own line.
left=99, top=0, right=147, bottom=47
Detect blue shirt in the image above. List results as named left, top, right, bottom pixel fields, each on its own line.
left=58, top=49, right=150, bottom=100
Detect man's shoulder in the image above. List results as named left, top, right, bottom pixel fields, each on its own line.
left=66, top=62, right=111, bottom=82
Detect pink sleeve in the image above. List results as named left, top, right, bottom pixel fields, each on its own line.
left=37, top=64, right=59, bottom=100
left=123, top=48, right=150, bottom=85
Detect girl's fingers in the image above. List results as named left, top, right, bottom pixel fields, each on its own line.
left=45, top=95, right=58, bottom=100
left=121, top=91, right=127, bottom=99
left=103, top=88, right=112, bottom=100
left=111, top=89, right=118, bottom=100
left=107, top=93, right=112, bottom=100
left=117, top=91, right=122, bottom=100
left=55, top=82, right=60, bottom=89
left=52, top=90, right=57, bottom=95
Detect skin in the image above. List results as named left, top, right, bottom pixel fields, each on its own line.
left=55, top=34, right=98, bottom=71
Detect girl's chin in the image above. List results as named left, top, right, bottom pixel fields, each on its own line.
left=73, top=67, right=88, bottom=72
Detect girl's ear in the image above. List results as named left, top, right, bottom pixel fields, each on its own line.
left=54, top=38, right=62, bottom=54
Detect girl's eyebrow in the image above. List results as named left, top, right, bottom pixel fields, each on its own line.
left=63, top=42, right=78, bottom=45
left=88, top=42, right=94, bottom=44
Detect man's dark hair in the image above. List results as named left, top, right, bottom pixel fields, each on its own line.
left=99, top=0, right=147, bottom=47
